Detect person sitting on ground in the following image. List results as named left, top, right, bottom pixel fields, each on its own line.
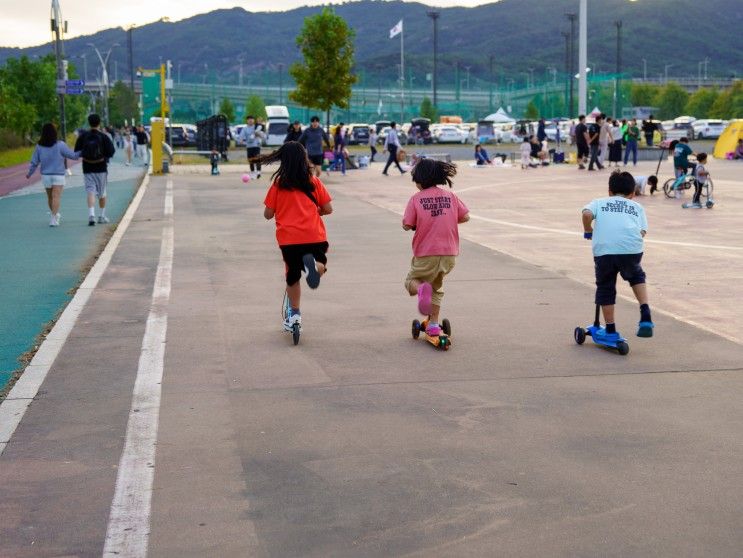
left=474, top=144, right=492, bottom=165
left=734, top=139, right=743, bottom=160
left=633, top=175, right=658, bottom=196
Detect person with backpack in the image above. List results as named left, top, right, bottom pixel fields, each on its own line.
left=74, top=114, right=116, bottom=226
left=134, top=125, right=149, bottom=165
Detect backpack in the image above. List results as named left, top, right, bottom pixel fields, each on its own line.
left=82, top=132, right=104, bottom=162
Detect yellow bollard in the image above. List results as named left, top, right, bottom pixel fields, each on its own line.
left=151, top=120, right=164, bottom=174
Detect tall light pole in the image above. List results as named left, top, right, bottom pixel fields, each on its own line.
left=562, top=32, right=570, bottom=115
left=278, top=63, right=284, bottom=103
left=237, top=55, right=244, bottom=87
left=578, top=0, right=587, bottom=115
left=87, top=42, right=119, bottom=124
left=488, top=54, right=494, bottom=113
left=127, top=25, right=135, bottom=93
left=51, top=0, right=67, bottom=137
left=613, top=20, right=622, bottom=117
left=78, top=53, right=88, bottom=83
left=566, top=12, right=577, bottom=116
left=426, top=10, right=440, bottom=108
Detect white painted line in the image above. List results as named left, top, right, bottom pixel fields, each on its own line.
left=469, top=214, right=743, bottom=252
left=0, top=174, right=151, bottom=456
left=103, top=178, right=174, bottom=557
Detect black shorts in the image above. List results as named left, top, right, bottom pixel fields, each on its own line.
left=594, top=253, right=646, bottom=306
left=280, top=242, right=329, bottom=285
left=309, top=154, right=324, bottom=166
left=577, top=143, right=589, bottom=159
left=247, top=147, right=261, bottom=159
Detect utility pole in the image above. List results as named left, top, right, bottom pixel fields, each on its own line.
left=562, top=32, right=570, bottom=116
left=51, top=0, right=67, bottom=138
left=426, top=10, right=440, bottom=109
left=614, top=20, right=622, bottom=117
left=489, top=54, right=494, bottom=113
left=566, top=12, right=577, bottom=116
left=578, top=0, right=588, bottom=116
left=127, top=26, right=134, bottom=92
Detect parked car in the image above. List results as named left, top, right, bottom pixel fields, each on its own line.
left=374, top=120, right=391, bottom=134
left=377, top=126, right=407, bottom=145
left=348, top=124, right=371, bottom=145
left=433, top=125, right=468, bottom=144
left=167, top=125, right=197, bottom=147
left=408, top=118, right=433, bottom=145
left=663, top=121, right=695, bottom=141
left=692, top=119, right=726, bottom=139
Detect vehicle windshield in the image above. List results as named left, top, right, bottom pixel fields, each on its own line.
left=268, top=122, right=288, bottom=135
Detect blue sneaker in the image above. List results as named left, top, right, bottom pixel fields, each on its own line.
left=592, top=327, right=621, bottom=345
left=637, top=321, right=654, bottom=338
left=303, top=254, right=321, bottom=289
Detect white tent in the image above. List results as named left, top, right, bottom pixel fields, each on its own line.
left=589, top=106, right=602, bottom=116
left=483, top=107, right=515, bottom=123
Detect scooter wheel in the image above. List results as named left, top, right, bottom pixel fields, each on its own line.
left=706, top=200, right=714, bottom=209
left=442, top=319, right=451, bottom=336
left=292, top=323, right=301, bottom=346
left=616, top=341, right=630, bottom=355
left=412, top=320, right=421, bottom=339
left=574, top=327, right=586, bottom=345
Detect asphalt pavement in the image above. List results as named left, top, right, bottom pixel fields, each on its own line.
left=1, top=162, right=742, bottom=557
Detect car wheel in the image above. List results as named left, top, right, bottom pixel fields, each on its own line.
left=697, top=132, right=703, bottom=139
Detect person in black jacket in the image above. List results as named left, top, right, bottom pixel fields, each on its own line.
left=74, top=114, right=116, bottom=226
left=284, top=121, right=303, bottom=143
left=642, top=116, right=656, bottom=147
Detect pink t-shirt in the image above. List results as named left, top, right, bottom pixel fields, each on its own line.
left=403, top=186, right=469, bottom=257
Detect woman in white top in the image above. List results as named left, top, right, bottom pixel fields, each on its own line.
left=368, top=128, right=378, bottom=162
left=26, top=123, right=80, bottom=226
left=609, top=119, right=623, bottom=166
left=123, top=129, right=134, bottom=166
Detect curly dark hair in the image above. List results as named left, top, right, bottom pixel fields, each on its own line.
left=411, top=158, right=457, bottom=189
left=255, top=141, right=315, bottom=197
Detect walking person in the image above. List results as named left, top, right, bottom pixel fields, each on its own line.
left=298, top=116, right=331, bottom=178
left=74, top=113, right=116, bottom=226
left=586, top=115, right=604, bottom=171
left=284, top=121, right=303, bottom=143
left=368, top=127, right=378, bottom=162
left=332, top=124, right=347, bottom=175
left=623, top=118, right=640, bottom=166
left=26, top=123, right=81, bottom=227
left=574, top=115, right=589, bottom=170
left=382, top=121, right=406, bottom=176
left=598, top=114, right=613, bottom=166
left=134, top=125, right=149, bottom=165
left=609, top=119, right=623, bottom=167
left=239, top=115, right=265, bottom=179
left=123, top=129, right=134, bottom=166
left=642, top=116, right=656, bottom=147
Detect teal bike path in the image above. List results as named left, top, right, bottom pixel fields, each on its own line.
left=0, top=159, right=145, bottom=389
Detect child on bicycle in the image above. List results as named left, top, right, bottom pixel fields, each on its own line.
left=262, top=141, right=333, bottom=332
left=402, top=159, right=470, bottom=337
left=582, top=171, right=654, bottom=340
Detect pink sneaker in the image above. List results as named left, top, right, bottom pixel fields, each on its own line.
left=425, top=322, right=442, bottom=336
left=417, top=282, right=433, bottom=315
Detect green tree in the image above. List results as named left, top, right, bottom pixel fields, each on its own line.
left=218, top=97, right=236, bottom=123
left=524, top=100, right=539, bottom=119
left=419, top=96, right=437, bottom=121
left=108, top=81, right=139, bottom=127
left=684, top=87, right=718, bottom=118
left=709, top=80, right=743, bottom=119
left=655, top=82, right=689, bottom=119
left=244, top=95, right=267, bottom=120
left=629, top=83, right=660, bottom=107
left=289, top=7, right=357, bottom=129
left=0, top=80, right=37, bottom=137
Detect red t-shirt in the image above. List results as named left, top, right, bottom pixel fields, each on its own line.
left=403, top=186, right=469, bottom=257
left=263, top=176, right=332, bottom=246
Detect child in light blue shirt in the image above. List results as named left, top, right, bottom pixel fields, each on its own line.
left=582, top=171, right=654, bottom=339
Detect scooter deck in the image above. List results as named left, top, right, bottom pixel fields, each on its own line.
left=412, top=319, right=452, bottom=350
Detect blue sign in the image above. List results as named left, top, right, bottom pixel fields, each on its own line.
left=65, top=88, right=85, bottom=95
left=66, top=79, right=85, bottom=87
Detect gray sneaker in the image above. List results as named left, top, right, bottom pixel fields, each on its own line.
left=97, top=215, right=110, bottom=224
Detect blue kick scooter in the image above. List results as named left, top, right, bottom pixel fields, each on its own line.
left=574, top=304, right=630, bottom=356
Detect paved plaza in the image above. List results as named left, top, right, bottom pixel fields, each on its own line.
left=1, top=156, right=742, bottom=556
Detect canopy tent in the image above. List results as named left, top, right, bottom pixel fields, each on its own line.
left=483, top=108, right=515, bottom=123
left=713, top=119, right=743, bottom=159
left=589, top=106, right=602, bottom=117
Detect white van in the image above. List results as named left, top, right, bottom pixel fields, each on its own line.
left=265, top=105, right=290, bottom=146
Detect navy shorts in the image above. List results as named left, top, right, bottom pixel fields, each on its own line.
left=280, top=242, right=329, bottom=285
left=594, top=253, right=646, bottom=305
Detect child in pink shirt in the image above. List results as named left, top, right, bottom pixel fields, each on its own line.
left=402, top=159, right=470, bottom=336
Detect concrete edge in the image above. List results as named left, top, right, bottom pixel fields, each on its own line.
left=0, top=173, right=152, bottom=455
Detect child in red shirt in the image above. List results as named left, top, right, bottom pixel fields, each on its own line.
left=262, top=142, right=333, bottom=332
left=403, top=159, right=470, bottom=337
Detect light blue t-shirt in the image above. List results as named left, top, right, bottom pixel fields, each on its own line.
left=583, top=196, right=648, bottom=257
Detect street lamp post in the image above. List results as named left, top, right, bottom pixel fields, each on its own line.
left=87, top=42, right=119, bottom=125
left=566, top=12, right=577, bottom=116
left=488, top=54, right=494, bottom=113
left=51, top=0, right=67, bottom=138
left=614, top=20, right=622, bottom=117
left=426, top=10, right=440, bottom=109
left=79, top=53, right=88, bottom=83
left=278, top=63, right=284, bottom=104
left=578, top=0, right=587, bottom=115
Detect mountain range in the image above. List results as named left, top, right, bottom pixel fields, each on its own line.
left=1, top=0, right=741, bottom=88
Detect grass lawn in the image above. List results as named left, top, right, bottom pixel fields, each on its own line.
left=0, top=146, right=34, bottom=169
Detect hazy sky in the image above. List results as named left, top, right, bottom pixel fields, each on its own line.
left=3, top=0, right=496, bottom=48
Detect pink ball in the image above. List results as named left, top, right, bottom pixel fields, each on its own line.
left=241, top=173, right=251, bottom=183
